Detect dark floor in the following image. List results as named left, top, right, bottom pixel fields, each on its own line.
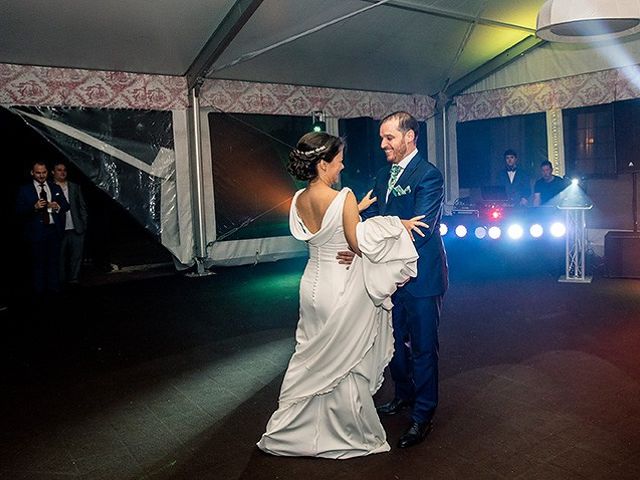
left=2, top=241, right=640, bottom=479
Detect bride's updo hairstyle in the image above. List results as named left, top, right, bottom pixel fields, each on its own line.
left=288, top=132, right=344, bottom=181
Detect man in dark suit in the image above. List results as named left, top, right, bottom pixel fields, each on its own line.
left=499, top=149, right=530, bottom=206
left=16, top=161, right=69, bottom=295
left=361, top=111, right=449, bottom=448
left=53, top=161, right=88, bottom=285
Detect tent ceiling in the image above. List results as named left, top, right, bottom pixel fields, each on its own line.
left=0, top=0, right=546, bottom=96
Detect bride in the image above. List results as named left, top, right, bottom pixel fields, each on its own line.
left=257, top=132, right=426, bottom=459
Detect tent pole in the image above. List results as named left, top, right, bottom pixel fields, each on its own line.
left=189, top=86, right=210, bottom=275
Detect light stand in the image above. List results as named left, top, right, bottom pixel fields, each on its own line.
left=558, top=204, right=593, bottom=283
left=633, top=171, right=638, bottom=233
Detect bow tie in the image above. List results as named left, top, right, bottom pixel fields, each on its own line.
left=506, top=166, right=517, bottom=172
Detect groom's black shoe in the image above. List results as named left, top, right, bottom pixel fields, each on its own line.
left=397, top=420, right=433, bottom=448
left=376, top=397, right=413, bottom=416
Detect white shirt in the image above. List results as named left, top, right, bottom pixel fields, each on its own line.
left=57, top=182, right=75, bottom=231
left=507, top=170, right=516, bottom=183
left=386, top=148, right=419, bottom=201
left=33, top=179, right=50, bottom=200
left=33, top=179, right=54, bottom=223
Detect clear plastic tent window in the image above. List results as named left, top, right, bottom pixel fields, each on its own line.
left=10, top=105, right=177, bottom=245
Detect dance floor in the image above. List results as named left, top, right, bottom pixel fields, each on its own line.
left=1, top=242, right=640, bottom=479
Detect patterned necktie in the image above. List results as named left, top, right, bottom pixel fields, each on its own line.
left=39, top=183, right=50, bottom=225
left=388, top=164, right=402, bottom=192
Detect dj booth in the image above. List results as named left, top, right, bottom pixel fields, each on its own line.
left=442, top=186, right=566, bottom=241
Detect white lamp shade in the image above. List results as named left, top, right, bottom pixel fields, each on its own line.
left=537, top=0, right=640, bottom=42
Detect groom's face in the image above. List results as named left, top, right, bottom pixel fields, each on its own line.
left=380, top=119, right=412, bottom=164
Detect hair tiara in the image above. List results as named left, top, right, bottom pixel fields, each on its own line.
left=294, top=145, right=327, bottom=157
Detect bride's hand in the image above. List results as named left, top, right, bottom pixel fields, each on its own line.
left=358, top=190, right=377, bottom=212
left=401, top=215, right=429, bottom=241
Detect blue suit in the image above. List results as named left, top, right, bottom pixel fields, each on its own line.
left=16, top=181, right=69, bottom=294
left=362, top=153, right=448, bottom=423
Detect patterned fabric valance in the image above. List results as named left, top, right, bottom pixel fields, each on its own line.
left=0, top=63, right=436, bottom=119
left=0, top=63, right=188, bottom=110
left=199, top=79, right=435, bottom=120
left=456, top=65, right=640, bottom=122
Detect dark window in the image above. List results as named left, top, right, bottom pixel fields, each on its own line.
left=613, top=98, right=640, bottom=174
left=563, top=104, right=615, bottom=177
left=456, top=113, right=547, bottom=190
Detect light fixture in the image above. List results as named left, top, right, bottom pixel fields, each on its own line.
left=455, top=225, right=468, bottom=238
left=507, top=224, right=524, bottom=240
left=530, top=224, right=544, bottom=238
left=550, top=222, right=567, bottom=237
left=440, top=223, right=448, bottom=236
left=311, top=111, right=326, bottom=132
left=475, top=226, right=487, bottom=239
left=536, top=0, right=640, bottom=43
left=488, top=226, right=502, bottom=239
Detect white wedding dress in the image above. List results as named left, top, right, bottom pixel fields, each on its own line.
left=257, top=187, right=418, bottom=459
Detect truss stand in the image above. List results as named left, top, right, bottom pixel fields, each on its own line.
left=558, top=204, right=593, bottom=284
left=185, top=256, right=216, bottom=278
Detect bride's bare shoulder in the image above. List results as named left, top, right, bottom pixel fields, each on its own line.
left=298, top=187, right=338, bottom=207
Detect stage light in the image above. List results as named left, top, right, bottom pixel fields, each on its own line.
left=530, top=224, right=544, bottom=238
left=455, top=225, right=467, bottom=238
left=550, top=222, right=566, bottom=237
left=571, top=178, right=579, bottom=186
left=440, top=223, right=448, bottom=236
left=489, top=208, right=502, bottom=220
left=475, top=226, right=487, bottom=239
left=507, top=224, right=524, bottom=240
left=488, top=226, right=501, bottom=239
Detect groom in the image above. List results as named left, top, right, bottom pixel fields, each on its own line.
left=343, top=111, right=448, bottom=448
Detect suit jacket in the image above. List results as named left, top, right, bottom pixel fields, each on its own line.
left=64, top=181, right=88, bottom=234
left=361, top=155, right=448, bottom=297
left=16, top=181, right=70, bottom=241
left=499, top=169, right=531, bottom=204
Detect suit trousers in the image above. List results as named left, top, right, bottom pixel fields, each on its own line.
left=60, top=229, right=85, bottom=283
left=30, top=225, right=62, bottom=295
left=389, top=289, right=442, bottom=423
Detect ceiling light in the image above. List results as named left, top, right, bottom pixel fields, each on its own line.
left=536, top=0, right=640, bottom=43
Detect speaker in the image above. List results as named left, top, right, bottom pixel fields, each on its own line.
left=605, top=231, right=640, bottom=278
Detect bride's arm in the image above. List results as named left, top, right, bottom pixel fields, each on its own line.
left=342, top=191, right=362, bottom=256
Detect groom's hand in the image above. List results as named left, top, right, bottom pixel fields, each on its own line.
left=336, top=250, right=355, bottom=267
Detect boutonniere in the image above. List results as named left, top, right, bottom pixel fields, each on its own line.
left=392, top=185, right=411, bottom=197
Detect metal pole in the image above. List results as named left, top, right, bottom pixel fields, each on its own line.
left=190, top=87, right=209, bottom=274
left=565, top=209, right=570, bottom=279
left=580, top=209, right=586, bottom=280
left=633, top=171, right=638, bottom=232
left=442, top=103, right=449, bottom=202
